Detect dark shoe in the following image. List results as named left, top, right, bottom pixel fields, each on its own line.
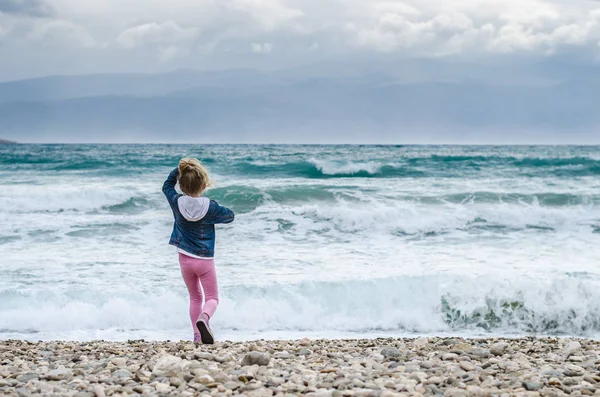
left=196, top=314, right=214, bottom=345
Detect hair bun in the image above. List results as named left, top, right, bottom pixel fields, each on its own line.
left=177, top=157, right=213, bottom=195
left=179, top=158, right=198, bottom=175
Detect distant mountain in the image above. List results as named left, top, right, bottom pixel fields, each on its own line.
left=0, top=139, right=17, bottom=144
left=0, top=69, right=283, bottom=104
left=0, top=64, right=599, bottom=143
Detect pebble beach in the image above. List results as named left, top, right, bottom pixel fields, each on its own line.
left=1, top=337, right=599, bottom=396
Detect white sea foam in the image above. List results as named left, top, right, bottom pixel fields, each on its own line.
left=244, top=195, right=598, bottom=237
left=3, top=275, right=600, bottom=341
left=309, top=158, right=384, bottom=175
left=1, top=145, right=599, bottom=341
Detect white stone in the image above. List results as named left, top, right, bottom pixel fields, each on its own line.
left=111, top=358, right=127, bottom=367
left=45, top=367, right=73, bottom=381
left=152, top=355, right=185, bottom=377
left=196, top=374, right=215, bottom=385
left=490, top=342, right=509, bottom=356
left=459, top=361, right=475, bottom=371
left=93, top=385, right=106, bottom=397
left=563, top=341, right=582, bottom=357
left=155, top=383, right=170, bottom=392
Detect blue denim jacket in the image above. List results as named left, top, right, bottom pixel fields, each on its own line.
left=162, top=168, right=234, bottom=257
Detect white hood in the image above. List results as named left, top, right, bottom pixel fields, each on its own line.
left=177, top=196, right=210, bottom=222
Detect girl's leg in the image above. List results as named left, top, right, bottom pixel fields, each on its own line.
left=199, top=259, right=219, bottom=319
left=179, top=254, right=203, bottom=335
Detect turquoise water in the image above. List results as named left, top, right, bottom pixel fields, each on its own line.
left=1, top=144, right=599, bottom=341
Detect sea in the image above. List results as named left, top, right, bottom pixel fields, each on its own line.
left=1, top=144, right=599, bottom=342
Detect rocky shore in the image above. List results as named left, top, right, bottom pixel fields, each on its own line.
left=1, top=337, right=599, bottom=396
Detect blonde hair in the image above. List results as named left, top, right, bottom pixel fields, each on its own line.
left=178, top=158, right=212, bottom=196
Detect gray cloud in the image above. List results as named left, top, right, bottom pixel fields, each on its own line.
left=0, top=0, right=54, bottom=17
left=0, top=0, right=600, bottom=81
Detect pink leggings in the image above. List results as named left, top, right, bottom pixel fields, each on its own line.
left=178, top=253, right=219, bottom=334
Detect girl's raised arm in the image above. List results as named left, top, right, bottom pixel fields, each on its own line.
left=162, top=168, right=180, bottom=206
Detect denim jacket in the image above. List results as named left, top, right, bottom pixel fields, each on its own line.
left=162, top=168, right=234, bottom=257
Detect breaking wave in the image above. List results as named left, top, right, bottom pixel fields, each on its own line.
left=3, top=274, right=600, bottom=340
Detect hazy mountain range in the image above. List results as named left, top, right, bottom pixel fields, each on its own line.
left=1, top=59, right=599, bottom=143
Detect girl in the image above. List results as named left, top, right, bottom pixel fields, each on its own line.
left=162, top=158, right=234, bottom=344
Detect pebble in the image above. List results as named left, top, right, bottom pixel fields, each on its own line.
left=563, top=341, right=582, bottom=357
left=451, top=343, right=472, bottom=352
left=523, top=381, right=543, bottom=391
left=242, top=352, right=271, bottom=366
left=194, top=351, right=214, bottom=361
left=213, top=353, right=231, bottom=363
left=420, top=361, right=434, bottom=369
left=112, top=368, right=131, bottom=378
left=197, top=374, right=215, bottom=384
left=490, top=342, right=509, bottom=356
left=153, top=354, right=185, bottom=377
left=92, top=385, right=106, bottom=397
left=542, top=368, right=563, bottom=378
left=564, top=364, right=585, bottom=377
left=443, top=353, right=459, bottom=361
left=459, top=361, right=476, bottom=371
left=381, top=347, right=401, bottom=358
left=428, top=376, right=443, bottom=385
left=16, top=373, right=38, bottom=382
left=224, top=380, right=241, bottom=390
left=2, top=337, right=600, bottom=396
left=388, top=361, right=401, bottom=370
left=468, top=348, right=490, bottom=358
left=110, top=357, right=127, bottom=367
left=247, top=388, right=274, bottom=397
left=44, top=367, right=73, bottom=380
left=155, top=383, right=170, bottom=392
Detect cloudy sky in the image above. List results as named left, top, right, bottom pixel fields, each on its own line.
left=1, top=0, right=600, bottom=81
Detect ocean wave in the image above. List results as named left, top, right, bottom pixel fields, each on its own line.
left=431, top=192, right=600, bottom=207
left=3, top=275, right=600, bottom=339
left=513, top=157, right=600, bottom=168
left=3, top=145, right=600, bottom=178
left=65, top=223, right=141, bottom=238
left=248, top=196, right=598, bottom=237
left=229, top=157, right=600, bottom=179
left=231, top=160, right=424, bottom=178
left=310, top=159, right=382, bottom=176
left=219, top=275, right=600, bottom=335
left=210, top=185, right=599, bottom=210
left=3, top=185, right=596, bottom=237
left=101, top=197, right=153, bottom=214
left=406, top=155, right=600, bottom=177
left=0, top=188, right=141, bottom=213
left=0, top=148, right=202, bottom=171
left=206, top=185, right=361, bottom=214
left=420, top=155, right=600, bottom=167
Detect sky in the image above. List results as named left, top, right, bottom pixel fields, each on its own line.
left=1, top=0, right=600, bottom=143
left=1, top=0, right=600, bottom=81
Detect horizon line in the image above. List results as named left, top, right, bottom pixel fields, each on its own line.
left=3, top=142, right=600, bottom=146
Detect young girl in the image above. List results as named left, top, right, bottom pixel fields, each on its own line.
left=162, top=158, right=234, bottom=344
